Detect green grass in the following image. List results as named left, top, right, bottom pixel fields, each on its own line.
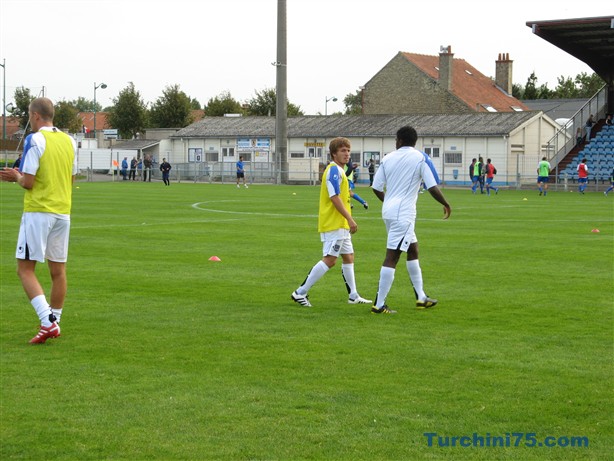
left=1, top=181, right=612, bottom=460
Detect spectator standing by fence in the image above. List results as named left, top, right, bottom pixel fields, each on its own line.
left=143, top=155, right=152, bottom=182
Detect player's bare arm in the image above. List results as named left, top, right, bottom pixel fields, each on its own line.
left=372, top=188, right=385, bottom=202
left=330, top=195, right=357, bottom=234
left=427, top=186, right=451, bottom=219
left=0, top=168, right=35, bottom=189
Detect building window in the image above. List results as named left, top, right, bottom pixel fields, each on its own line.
left=363, top=152, right=380, bottom=165
left=222, top=147, right=235, bottom=157
left=510, top=105, right=524, bottom=112
left=290, top=152, right=305, bottom=158
left=307, top=147, right=323, bottom=158
left=350, top=152, right=361, bottom=165
left=188, top=148, right=203, bottom=162
left=206, top=152, right=219, bottom=162
left=481, top=104, right=497, bottom=112
left=444, top=152, right=462, bottom=164
left=424, top=146, right=440, bottom=158
left=240, top=153, right=252, bottom=162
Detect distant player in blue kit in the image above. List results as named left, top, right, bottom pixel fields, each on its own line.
left=577, top=158, right=589, bottom=194
left=484, top=158, right=499, bottom=196
left=605, top=168, right=614, bottom=196
left=236, top=156, right=248, bottom=188
left=291, top=137, right=372, bottom=308
left=471, top=158, right=483, bottom=194
left=344, top=162, right=368, bottom=209
left=537, top=157, right=551, bottom=196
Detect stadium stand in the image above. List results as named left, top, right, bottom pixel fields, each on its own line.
left=559, top=124, right=614, bottom=182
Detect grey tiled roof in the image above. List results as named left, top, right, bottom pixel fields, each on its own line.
left=522, top=99, right=589, bottom=121
left=112, top=139, right=161, bottom=150
left=171, top=112, right=540, bottom=139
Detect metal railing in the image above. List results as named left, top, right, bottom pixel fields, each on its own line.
left=546, top=85, right=608, bottom=176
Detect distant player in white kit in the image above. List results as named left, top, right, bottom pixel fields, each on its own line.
left=370, top=126, right=451, bottom=314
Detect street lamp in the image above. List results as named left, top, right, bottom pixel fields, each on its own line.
left=325, top=96, right=337, bottom=116
left=93, top=82, right=107, bottom=139
left=1, top=59, right=6, bottom=140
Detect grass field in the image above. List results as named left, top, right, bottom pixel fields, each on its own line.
left=1, top=180, right=612, bottom=461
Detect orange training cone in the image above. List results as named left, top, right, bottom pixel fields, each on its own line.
left=209, top=256, right=221, bottom=261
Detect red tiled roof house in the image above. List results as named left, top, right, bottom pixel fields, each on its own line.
left=362, top=46, right=528, bottom=115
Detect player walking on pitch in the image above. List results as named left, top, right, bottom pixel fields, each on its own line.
left=577, top=158, right=589, bottom=194
left=537, top=157, right=551, bottom=196
left=291, top=137, right=372, bottom=308
left=0, top=97, right=78, bottom=343
left=370, top=126, right=451, bottom=314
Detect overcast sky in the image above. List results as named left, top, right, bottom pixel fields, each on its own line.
left=0, top=0, right=612, bottom=115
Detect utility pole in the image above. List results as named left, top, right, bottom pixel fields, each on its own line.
left=275, top=0, right=288, bottom=184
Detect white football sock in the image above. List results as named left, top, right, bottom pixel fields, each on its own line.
left=297, top=260, right=329, bottom=295
left=51, top=308, right=62, bottom=324
left=31, top=294, right=53, bottom=327
left=375, top=266, right=395, bottom=308
left=342, top=263, right=358, bottom=298
left=407, top=259, right=426, bottom=301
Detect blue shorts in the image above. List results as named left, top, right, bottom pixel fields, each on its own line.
left=537, top=176, right=549, bottom=183
left=486, top=177, right=495, bottom=185
left=578, top=177, right=587, bottom=184
left=472, top=176, right=480, bottom=182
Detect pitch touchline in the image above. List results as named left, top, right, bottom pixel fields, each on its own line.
left=192, top=200, right=317, bottom=218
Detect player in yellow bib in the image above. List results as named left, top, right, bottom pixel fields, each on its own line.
left=291, top=137, right=371, bottom=308
left=0, top=97, right=78, bottom=344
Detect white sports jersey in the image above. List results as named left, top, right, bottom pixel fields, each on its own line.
left=372, top=146, right=438, bottom=221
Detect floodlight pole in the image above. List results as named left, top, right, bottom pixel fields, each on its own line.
left=275, top=0, right=288, bottom=184
left=325, top=96, right=337, bottom=116
left=93, top=82, right=107, bottom=141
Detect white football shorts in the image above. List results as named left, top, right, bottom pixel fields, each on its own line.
left=384, top=218, right=417, bottom=252
left=320, top=228, right=354, bottom=257
left=16, top=212, right=71, bottom=263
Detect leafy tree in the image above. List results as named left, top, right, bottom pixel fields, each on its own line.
left=54, top=101, right=83, bottom=133
left=521, top=72, right=552, bottom=99
left=343, top=90, right=362, bottom=115
left=552, top=76, right=578, bottom=99
left=573, top=72, right=605, bottom=97
left=512, top=83, right=524, bottom=100
left=68, top=96, right=101, bottom=112
left=517, top=71, right=604, bottom=100
left=149, top=84, right=194, bottom=128
left=244, top=88, right=303, bottom=116
left=204, top=91, right=244, bottom=116
left=107, top=82, right=148, bottom=139
left=13, top=87, right=34, bottom=130
left=190, top=98, right=202, bottom=110
left=287, top=101, right=303, bottom=116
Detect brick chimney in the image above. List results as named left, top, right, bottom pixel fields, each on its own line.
left=495, top=53, right=513, bottom=95
left=438, top=45, right=454, bottom=91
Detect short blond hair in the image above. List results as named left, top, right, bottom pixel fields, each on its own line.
left=29, top=97, right=55, bottom=121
